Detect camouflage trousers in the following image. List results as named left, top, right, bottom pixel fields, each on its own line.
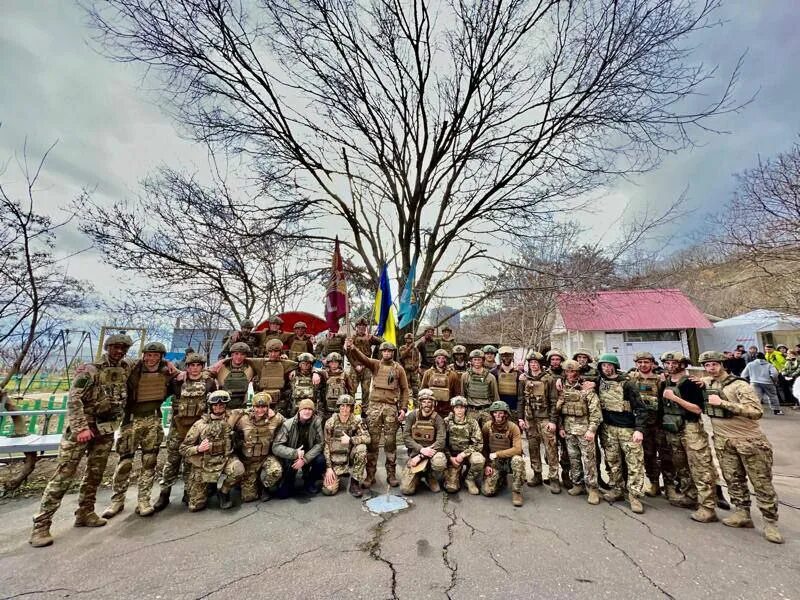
left=443, top=453, right=485, bottom=493
left=33, top=429, right=115, bottom=525
left=350, top=367, right=373, bottom=412
left=159, top=418, right=196, bottom=490
left=365, top=402, right=399, bottom=479
left=481, top=455, right=525, bottom=495
left=601, top=425, right=645, bottom=498
left=405, top=369, right=420, bottom=401
left=642, top=419, right=674, bottom=487
left=665, top=421, right=716, bottom=510
left=565, top=431, right=598, bottom=489
left=400, top=452, right=447, bottom=495
left=526, top=417, right=560, bottom=479
left=714, top=434, right=778, bottom=521
left=241, top=455, right=282, bottom=501
left=110, top=415, right=164, bottom=504
left=322, top=444, right=368, bottom=495
left=186, top=457, right=245, bottom=510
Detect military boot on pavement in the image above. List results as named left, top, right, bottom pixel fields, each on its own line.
left=101, top=500, right=124, bottom=519
left=386, top=468, right=400, bottom=488
left=426, top=473, right=441, bottom=493
left=74, top=510, right=107, bottom=527
left=135, top=499, right=155, bottom=517
left=29, top=522, right=53, bottom=548
left=465, top=478, right=480, bottom=495
left=666, top=485, right=695, bottom=509
left=715, top=484, right=730, bottom=510
left=349, top=477, right=363, bottom=498
left=629, top=496, right=644, bottom=514
left=603, top=488, right=625, bottom=503
left=644, top=481, right=660, bottom=497
left=722, top=508, right=754, bottom=528
left=567, top=484, right=586, bottom=496
left=527, top=471, right=543, bottom=488
left=153, top=487, right=171, bottom=512
left=512, top=491, right=523, bottom=507
left=587, top=487, right=601, bottom=505
left=690, top=507, right=718, bottom=523
left=218, top=491, right=233, bottom=509
left=763, top=520, right=784, bottom=544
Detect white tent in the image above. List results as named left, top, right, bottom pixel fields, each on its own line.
left=698, top=309, right=800, bottom=352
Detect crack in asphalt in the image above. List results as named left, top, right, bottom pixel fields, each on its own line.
left=194, top=545, right=324, bottom=599
left=498, top=513, right=570, bottom=546
left=441, top=494, right=458, bottom=600
left=460, top=516, right=485, bottom=536
left=359, top=516, right=398, bottom=600
left=601, top=516, right=675, bottom=599
left=611, top=504, right=687, bottom=566
left=1, top=584, right=105, bottom=599
left=488, top=550, right=510, bottom=575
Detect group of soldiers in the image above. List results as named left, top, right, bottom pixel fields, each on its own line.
left=27, top=318, right=785, bottom=547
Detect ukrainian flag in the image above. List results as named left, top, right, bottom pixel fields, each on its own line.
left=373, top=264, right=397, bottom=346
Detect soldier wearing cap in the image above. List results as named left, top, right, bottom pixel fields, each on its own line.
left=30, top=333, right=133, bottom=547
left=349, top=316, right=384, bottom=412
left=154, top=352, right=217, bottom=512
left=401, top=389, right=447, bottom=495
left=104, top=341, right=172, bottom=519
left=658, top=351, right=719, bottom=523
left=482, top=345, right=499, bottom=371
left=271, top=398, right=326, bottom=498
left=288, top=353, right=323, bottom=415
left=322, top=394, right=370, bottom=497
left=416, top=326, right=441, bottom=370
left=421, top=348, right=462, bottom=418
left=451, top=345, right=469, bottom=373
left=219, top=318, right=266, bottom=359
left=573, top=349, right=597, bottom=378
left=398, top=332, right=422, bottom=400
left=439, top=326, right=456, bottom=355
left=207, top=342, right=258, bottom=410
left=284, top=321, right=315, bottom=361
left=230, top=391, right=284, bottom=502
left=492, top=346, right=522, bottom=421
left=518, top=351, right=560, bottom=492
left=179, top=390, right=245, bottom=511
left=698, top=351, right=783, bottom=543
left=344, top=337, right=409, bottom=489
left=481, top=400, right=525, bottom=506
left=461, top=349, right=500, bottom=427
left=443, top=396, right=484, bottom=495
left=319, top=352, right=355, bottom=422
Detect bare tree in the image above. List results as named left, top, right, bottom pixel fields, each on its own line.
left=87, top=0, right=743, bottom=323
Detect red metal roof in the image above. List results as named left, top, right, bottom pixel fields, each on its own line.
left=557, top=289, right=712, bottom=331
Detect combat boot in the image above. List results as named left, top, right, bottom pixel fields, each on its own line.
left=349, top=477, right=363, bottom=498
left=560, top=471, right=573, bottom=489
left=465, top=478, right=480, bottom=495
left=153, top=487, right=171, bottom=512
left=29, top=522, right=53, bottom=548
left=218, top=491, right=233, bottom=510
left=722, top=508, right=754, bottom=528
left=135, top=499, right=155, bottom=517
left=101, top=500, right=124, bottom=519
left=74, top=510, right=107, bottom=527
left=527, top=471, right=543, bottom=488
left=603, top=488, right=625, bottom=503
left=587, top=488, right=601, bottom=505
left=386, top=468, right=400, bottom=488
left=549, top=479, right=561, bottom=494
left=690, top=507, right=719, bottom=523
left=763, top=520, right=784, bottom=544
left=644, top=482, right=660, bottom=497
left=666, top=485, right=696, bottom=509
left=715, top=484, right=730, bottom=511
left=567, top=484, right=585, bottom=496
left=361, top=475, right=375, bottom=490
left=629, top=496, right=644, bottom=514
left=426, top=474, right=441, bottom=493
left=188, top=502, right=206, bottom=512
left=512, top=491, right=523, bottom=507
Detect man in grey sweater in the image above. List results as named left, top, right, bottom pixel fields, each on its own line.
left=741, top=353, right=783, bottom=415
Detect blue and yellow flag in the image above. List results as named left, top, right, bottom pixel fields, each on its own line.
left=373, top=263, right=397, bottom=346
left=397, top=256, right=418, bottom=329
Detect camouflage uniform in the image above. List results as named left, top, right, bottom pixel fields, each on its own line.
left=349, top=329, right=383, bottom=411
left=481, top=420, right=525, bottom=497
left=557, top=378, right=602, bottom=492
left=443, top=410, right=485, bottom=493
left=319, top=364, right=355, bottom=423
left=416, top=334, right=440, bottom=370
left=230, top=406, right=284, bottom=501
left=288, top=361, right=323, bottom=415
left=518, top=371, right=560, bottom=485
left=284, top=332, right=315, bottom=362
left=629, top=368, right=674, bottom=491
left=400, top=407, right=447, bottom=495
left=398, top=337, right=421, bottom=400
left=421, top=362, right=462, bottom=418
left=315, top=333, right=346, bottom=360
left=322, top=412, right=370, bottom=495
left=251, top=349, right=297, bottom=417
left=31, top=353, right=131, bottom=538
left=209, top=355, right=258, bottom=410
left=438, top=331, right=456, bottom=356
left=461, top=366, right=500, bottom=427
left=220, top=320, right=266, bottom=358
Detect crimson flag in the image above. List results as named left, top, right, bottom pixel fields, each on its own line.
left=325, top=237, right=348, bottom=332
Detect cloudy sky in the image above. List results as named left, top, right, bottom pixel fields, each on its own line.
left=1, top=1, right=799, bottom=318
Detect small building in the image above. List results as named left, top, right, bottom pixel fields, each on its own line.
left=170, top=327, right=229, bottom=361
left=697, top=309, right=800, bottom=352
left=550, top=289, right=713, bottom=370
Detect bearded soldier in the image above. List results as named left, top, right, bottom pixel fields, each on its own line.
left=573, top=349, right=597, bottom=378
left=443, top=396, right=484, bottom=495
left=288, top=353, right=323, bottom=415
left=319, top=352, right=354, bottom=422
left=154, top=352, right=217, bottom=512
left=451, top=345, right=469, bottom=373
left=439, top=326, right=456, bottom=355
left=29, top=334, right=133, bottom=547
left=207, top=342, right=258, bottom=410
left=517, top=351, right=560, bottom=493
left=345, top=338, right=409, bottom=489
left=421, top=349, right=461, bottom=418
left=230, top=391, right=284, bottom=502
left=481, top=401, right=525, bottom=507
left=699, top=351, right=783, bottom=543
left=349, top=317, right=383, bottom=411
left=398, top=333, right=422, bottom=400
left=401, top=389, right=447, bottom=495
left=658, top=351, right=718, bottom=523
left=180, top=390, right=245, bottom=511
left=461, top=349, right=500, bottom=428
left=416, top=327, right=440, bottom=370
left=493, top=346, right=522, bottom=421
left=253, top=339, right=297, bottom=415
left=284, top=322, right=315, bottom=361
left=322, top=394, right=370, bottom=497
left=482, top=345, right=499, bottom=372
left=103, top=341, right=171, bottom=519
left=220, top=318, right=266, bottom=359
left=557, top=360, right=602, bottom=505
left=595, top=354, right=650, bottom=514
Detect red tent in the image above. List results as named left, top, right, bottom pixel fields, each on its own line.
left=254, top=311, right=329, bottom=336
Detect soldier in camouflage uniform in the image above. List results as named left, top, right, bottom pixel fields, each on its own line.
left=421, top=348, right=461, bottom=418
left=398, top=333, right=421, bottom=400
left=288, top=353, right=322, bottom=415
left=493, top=346, right=522, bottom=421
left=401, top=389, right=447, bottom=495
left=658, top=351, right=718, bottom=523
left=252, top=339, right=297, bottom=417
left=345, top=338, right=409, bottom=489
left=219, top=318, right=266, bottom=359
left=416, top=327, right=440, bottom=370
left=573, top=349, right=597, bottom=378
left=481, top=400, right=525, bottom=506
left=443, top=396, right=484, bottom=495
left=180, top=390, right=245, bottom=511
left=461, top=349, right=500, bottom=428
left=207, top=342, right=258, bottom=410
left=482, top=345, right=499, bottom=372
left=322, top=394, right=370, bottom=497
left=557, top=360, right=602, bottom=505
left=700, top=351, right=783, bottom=543
left=284, top=321, right=315, bottom=361
left=547, top=349, right=572, bottom=489
left=29, top=334, right=133, bottom=547
left=230, top=391, right=284, bottom=502
left=439, top=326, right=456, bottom=356
left=263, top=315, right=290, bottom=347
left=517, top=351, right=560, bottom=493
left=451, top=345, right=469, bottom=373
left=595, top=354, right=650, bottom=514
left=319, top=352, right=355, bottom=423
left=103, top=342, right=171, bottom=519
left=154, top=352, right=217, bottom=512
left=546, top=349, right=566, bottom=378
left=349, top=317, right=383, bottom=412
left=315, top=330, right=346, bottom=361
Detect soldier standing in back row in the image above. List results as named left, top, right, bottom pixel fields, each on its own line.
left=263, top=316, right=290, bottom=347
left=421, top=348, right=461, bottom=418
left=30, top=334, right=133, bottom=547
left=319, top=352, right=354, bottom=422
left=253, top=339, right=297, bottom=414
left=416, top=327, right=440, bottom=370
left=288, top=353, right=322, bottom=415
left=398, top=333, right=421, bottom=400
left=493, top=346, right=522, bottom=421
left=461, top=349, right=500, bottom=427
left=349, top=317, right=383, bottom=412
left=284, top=322, right=315, bottom=361
left=482, top=345, right=499, bottom=371
left=219, top=318, right=266, bottom=359
left=439, top=326, right=456, bottom=355
left=207, top=342, right=258, bottom=410
left=451, top=345, right=469, bottom=373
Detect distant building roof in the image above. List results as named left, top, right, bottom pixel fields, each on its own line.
left=557, top=289, right=712, bottom=332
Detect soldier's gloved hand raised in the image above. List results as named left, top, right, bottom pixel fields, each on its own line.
left=632, top=431, right=643, bottom=444
left=198, top=438, right=211, bottom=453
left=76, top=428, right=94, bottom=443
left=324, top=468, right=337, bottom=488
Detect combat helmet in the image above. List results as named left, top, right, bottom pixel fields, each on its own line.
left=207, top=390, right=231, bottom=404
left=526, top=350, right=544, bottom=362
left=297, top=352, right=315, bottom=363
left=699, top=351, right=726, bottom=364
left=452, top=345, right=467, bottom=355
left=483, top=345, right=498, bottom=355
left=469, top=349, right=485, bottom=359
left=563, top=360, right=580, bottom=371
left=488, top=400, right=510, bottom=414
left=572, top=348, right=594, bottom=361
left=268, top=316, right=284, bottom=325
left=240, top=318, right=255, bottom=329
left=104, top=333, right=133, bottom=348
left=355, top=317, right=369, bottom=327
left=337, top=394, right=355, bottom=406
left=417, top=388, right=436, bottom=401
left=404, top=333, right=414, bottom=342
left=660, top=351, right=687, bottom=363
left=143, top=341, right=167, bottom=354
left=294, top=321, right=307, bottom=329
left=450, top=396, right=467, bottom=408
left=434, top=348, right=450, bottom=358
left=185, top=352, right=206, bottom=365
left=546, top=349, right=566, bottom=361
left=596, top=353, right=620, bottom=369
left=498, top=346, right=514, bottom=355
left=230, top=342, right=250, bottom=354
left=633, top=351, right=655, bottom=362
left=379, top=341, right=396, bottom=351
left=265, top=339, right=283, bottom=352
left=326, top=352, right=343, bottom=363
left=252, top=391, right=273, bottom=407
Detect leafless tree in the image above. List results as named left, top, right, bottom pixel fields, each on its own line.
left=87, top=0, right=743, bottom=323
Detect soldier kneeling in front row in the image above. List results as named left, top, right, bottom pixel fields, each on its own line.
left=401, top=389, right=447, bottom=495
left=481, top=401, right=526, bottom=507
left=443, top=396, right=484, bottom=495
left=323, top=394, right=370, bottom=497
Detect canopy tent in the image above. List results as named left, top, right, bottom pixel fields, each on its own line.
left=697, top=309, right=800, bottom=352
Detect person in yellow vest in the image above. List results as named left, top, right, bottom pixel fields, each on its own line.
left=322, top=394, right=370, bottom=497
left=421, top=349, right=462, bottom=418
left=400, top=389, right=447, bottom=495
left=284, top=322, right=315, bottom=361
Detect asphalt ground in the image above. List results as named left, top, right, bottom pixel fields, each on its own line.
left=1, top=412, right=799, bottom=600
